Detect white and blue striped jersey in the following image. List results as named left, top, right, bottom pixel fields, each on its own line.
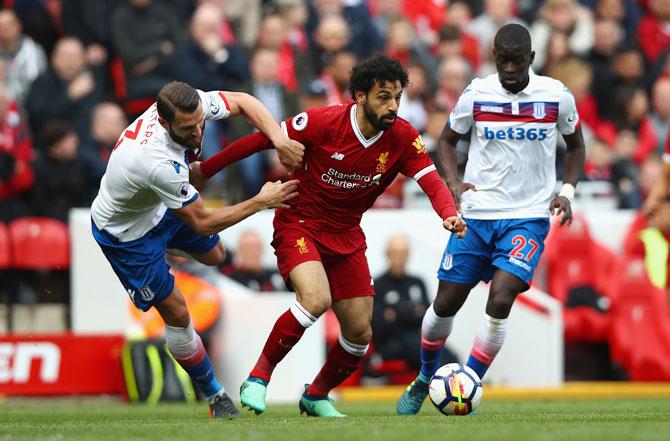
left=91, top=90, right=231, bottom=242
left=448, top=70, right=579, bottom=219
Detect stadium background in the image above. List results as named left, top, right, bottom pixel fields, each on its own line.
left=0, top=0, right=669, bottom=438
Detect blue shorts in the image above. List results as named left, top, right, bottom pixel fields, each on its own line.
left=437, top=218, right=550, bottom=285
left=92, top=210, right=219, bottom=311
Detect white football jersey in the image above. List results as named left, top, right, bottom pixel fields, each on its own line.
left=91, top=90, right=231, bottom=242
left=449, top=70, right=579, bottom=219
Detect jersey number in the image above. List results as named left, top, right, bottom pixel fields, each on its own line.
left=509, top=235, right=539, bottom=261
left=113, top=118, right=144, bottom=150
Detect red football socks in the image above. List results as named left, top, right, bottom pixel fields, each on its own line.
left=250, top=309, right=308, bottom=381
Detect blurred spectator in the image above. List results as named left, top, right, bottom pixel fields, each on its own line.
left=309, top=13, right=351, bottom=77
left=539, top=31, right=571, bottom=76
left=611, top=131, right=644, bottom=208
left=111, top=0, right=181, bottom=102
left=90, top=101, right=127, bottom=163
left=650, top=76, right=670, bottom=154
left=276, top=0, right=312, bottom=91
left=306, top=0, right=383, bottom=63
left=218, top=0, right=263, bottom=49
left=591, top=0, right=642, bottom=39
left=639, top=154, right=664, bottom=201
left=638, top=0, right=670, bottom=63
left=226, top=48, right=301, bottom=198
left=221, top=230, right=284, bottom=292
left=0, top=83, right=33, bottom=222
left=466, top=0, right=526, bottom=62
left=372, top=234, right=452, bottom=370
left=173, top=3, right=249, bottom=91
left=531, top=0, right=594, bottom=71
left=400, top=0, right=447, bottom=47
left=608, top=85, right=657, bottom=165
left=583, top=138, right=613, bottom=181
left=398, top=64, right=428, bottom=132
left=26, top=37, right=104, bottom=144
left=300, top=78, right=329, bottom=109
left=10, top=0, right=60, bottom=55
left=435, top=56, right=470, bottom=113
left=319, top=50, right=356, bottom=105
left=0, top=8, right=47, bottom=109
left=372, top=0, right=405, bottom=41
left=29, top=120, right=104, bottom=222
left=548, top=58, right=611, bottom=144
left=595, top=45, right=646, bottom=121
left=435, top=24, right=481, bottom=74
left=384, top=18, right=435, bottom=86
left=62, top=0, right=115, bottom=68
left=257, top=12, right=310, bottom=93
left=586, top=18, right=624, bottom=116
left=624, top=198, right=670, bottom=292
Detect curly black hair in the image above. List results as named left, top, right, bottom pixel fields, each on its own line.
left=349, top=53, right=409, bottom=100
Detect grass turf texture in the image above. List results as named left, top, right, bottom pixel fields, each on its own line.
left=0, top=398, right=668, bottom=441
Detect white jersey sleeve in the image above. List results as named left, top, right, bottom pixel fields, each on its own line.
left=149, top=160, right=199, bottom=209
left=557, top=85, right=579, bottom=135
left=198, top=90, right=231, bottom=121
left=448, top=82, right=476, bottom=135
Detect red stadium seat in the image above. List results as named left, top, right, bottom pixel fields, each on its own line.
left=610, top=259, right=670, bottom=381
left=0, top=222, right=9, bottom=269
left=9, top=217, right=70, bottom=270
left=542, top=213, right=618, bottom=303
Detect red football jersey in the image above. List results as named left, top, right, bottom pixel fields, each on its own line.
left=276, top=103, right=435, bottom=231
left=665, top=134, right=670, bottom=164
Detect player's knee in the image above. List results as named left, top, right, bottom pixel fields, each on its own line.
left=201, top=244, right=226, bottom=266
left=299, top=294, right=331, bottom=317
left=296, top=288, right=331, bottom=317
left=169, top=306, right=191, bottom=328
left=433, top=294, right=461, bottom=317
left=485, top=290, right=516, bottom=319
left=342, top=324, right=372, bottom=345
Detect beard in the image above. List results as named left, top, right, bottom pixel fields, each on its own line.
left=363, top=101, right=396, bottom=132
left=168, top=120, right=206, bottom=152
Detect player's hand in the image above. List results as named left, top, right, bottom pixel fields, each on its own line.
left=255, top=179, right=299, bottom=210
left=443, top=216, right=467, bottom=238
left=450, top=181, right=476, bottom=212
left=189, top=161, right=207, bottom=191
left=274, top=138, right=305, bottom=174
left=550, top=196, right=573, bottom=227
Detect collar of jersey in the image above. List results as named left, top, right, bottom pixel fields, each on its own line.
left=350, top=104, right=384, bottom=148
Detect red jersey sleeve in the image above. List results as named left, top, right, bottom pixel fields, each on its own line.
left=664, top=130, right=670, bottom=164
left=398, top=129, right=435, bottom=180
left=280, top=108, right=326, bottom=148
left=398, top=125, right=457, bottom=219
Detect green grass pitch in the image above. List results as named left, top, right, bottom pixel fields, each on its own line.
left=1, top=398, right=669, bottom=441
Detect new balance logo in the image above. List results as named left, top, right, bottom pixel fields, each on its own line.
left=331, top=152, right=345, bottom=160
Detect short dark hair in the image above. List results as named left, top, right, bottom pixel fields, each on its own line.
left=494, top=24, right=532, bottom=53
left=156, top=81, right=200, bottom=123
left=40, top=120, right=75, bottom=149
left=349, top=53, right=409, bottom=100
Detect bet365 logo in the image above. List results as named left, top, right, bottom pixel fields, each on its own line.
left=483, top=127, right=548, bottom=141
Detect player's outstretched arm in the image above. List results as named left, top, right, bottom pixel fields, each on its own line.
left=437, top=125, right=476, bottom=212
left=221, top=91, right=304, bottom=170
left=551, top=126, right=586, bottom=226
left=173, top=180, right=299, bottom=235
left=642, top=162, right=670, bottom=216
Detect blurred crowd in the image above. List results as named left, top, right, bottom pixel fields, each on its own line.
left=3, top=0, right=670, bottom=218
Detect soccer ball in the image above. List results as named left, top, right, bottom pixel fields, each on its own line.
left=428, top=363, right=483, bottom=415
